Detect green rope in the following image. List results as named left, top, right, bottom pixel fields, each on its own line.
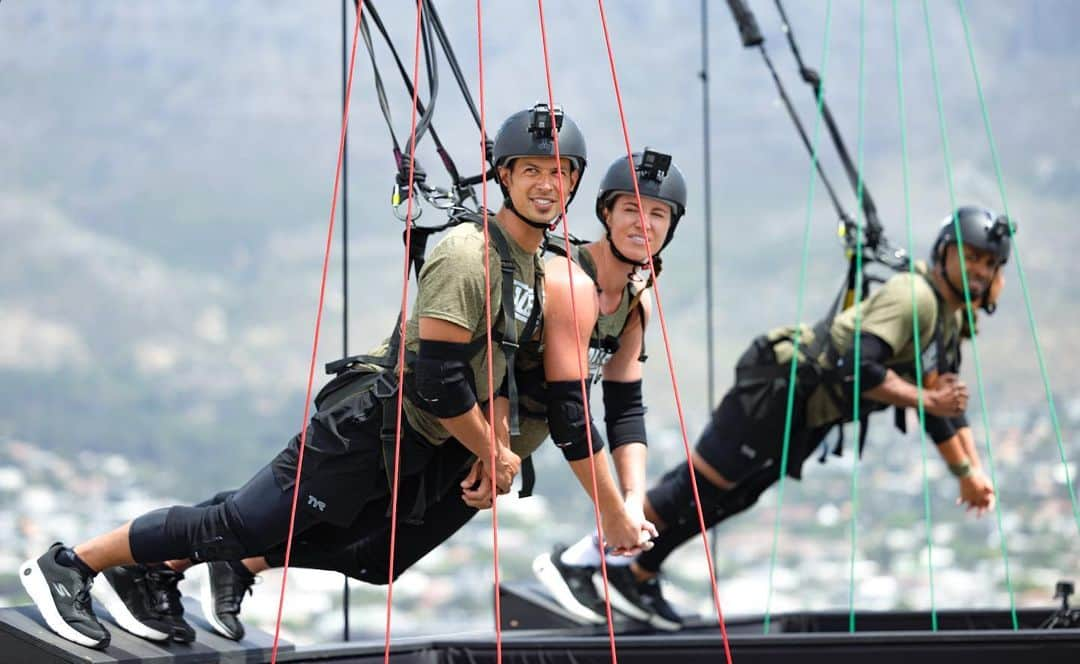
left=893, top=0, right=938, bottom=632
left=762, top=0, right=834, bottom=635
left=921, top=0, right=1018, bottom=630
left=957, top=0, right=1080, bottom=538
left=847, top=0, right=868, bottom=634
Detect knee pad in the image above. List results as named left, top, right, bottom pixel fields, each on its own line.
left=648, top=462, right=727, bottom=528
left=128, top=504, right=249, bottom=564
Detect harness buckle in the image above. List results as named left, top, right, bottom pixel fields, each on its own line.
left=373, top=371, right=399, bottom=399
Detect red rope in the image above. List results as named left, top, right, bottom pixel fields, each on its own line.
left=594, top=2, right=733, bottom=661
left=535, top=2, right=619, bottom=662
left=383, top=2, right=427, bottom=662
left=474, top=1, right=506, bottom=660
left=269, top=3, right=364, bottom=662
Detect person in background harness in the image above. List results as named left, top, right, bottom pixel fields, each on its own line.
left=546, top=206, right=1013, bottom=632
left=527, top=150, right=690, bottom=626
left=16, top=104, right=602, bottom=650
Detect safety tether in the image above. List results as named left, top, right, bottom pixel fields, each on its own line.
left=762, top=0, right=835, bottom=635
left=892, top=0, right=940, bottom=632
left=534, top=1, right=620, bottom=661
left=383, top=2, right=427, bottom=661
left=921, top=0, right=1018, bottom=630
left=845, top=0, right=869, bottom=633
left=956, top=0, right=1080, bottom=539
left=473, top=1, right=507, bottom=660
left=269, top=4, right=365, bottom=663
left=594, top=2, right=735, bottom=661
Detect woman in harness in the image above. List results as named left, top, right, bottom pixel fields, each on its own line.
left=527, top=150, right=692, bottom=626
left=16, top=104, right=632, bottom=650
left=543, top=206, right=1013, bottom=632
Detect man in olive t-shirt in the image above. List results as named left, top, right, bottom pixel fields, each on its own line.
left=591, top=206, right=1015, bottom=631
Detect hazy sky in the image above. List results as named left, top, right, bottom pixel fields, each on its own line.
left=2, top=1, right=1078, bottom=430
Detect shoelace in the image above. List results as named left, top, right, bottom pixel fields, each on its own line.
left=218, top=569, right=257, bottom=615
left=74, top=577, right=95, bottom=614
left=147, top=569, right=186, bottom=617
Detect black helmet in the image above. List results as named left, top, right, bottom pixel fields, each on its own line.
left=931, top=205, right=1014, bottom=266
left=492, top=103, right=587, bottom=210
left=595, top=149, right=687, bottom=258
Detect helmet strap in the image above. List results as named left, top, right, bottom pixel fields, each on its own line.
left=505, top=196, right=559, bottom=231
left=937, top=254, right=970, bottom=308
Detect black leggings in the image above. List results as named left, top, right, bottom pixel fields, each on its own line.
left=263, top=481, right=479, bottom=585
left=190, top=449, right=479, bottom=585
left=638, top=460, right=780, bottom=573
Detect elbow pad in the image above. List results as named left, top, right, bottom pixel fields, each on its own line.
left=602, top=380, right=647, bottom=450
left=547, top=380, right=604, bottom=461
left=411, top=340, right=477, bottom=418
left=847, top=333, right=890, bottom=390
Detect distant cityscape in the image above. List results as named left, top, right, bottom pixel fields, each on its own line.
left=1, top=393, right=1077, bottom=645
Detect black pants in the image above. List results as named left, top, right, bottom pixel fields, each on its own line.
left=190, top=442, right=479, bottom=585
left=127, top=402, right=470, bottom=566
left=637, top=385, right=830, bottom=573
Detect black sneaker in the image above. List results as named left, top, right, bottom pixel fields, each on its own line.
left=636, top=576, right=684, bottom=632
left=19, top=543, right=111, bottom=649
left=91, top=565, right=171, bottom=642
left=201, top=561, right=254, bottom=641
left=596, top=565, right=652, bottom=624
left=144, top=566, right=196, bottom=643
left=532, top=545, right=607, bottom=625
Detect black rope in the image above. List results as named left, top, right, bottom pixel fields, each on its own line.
left=725, top=1, right=852, bottom=231
left=772, top=0, right=883, bottom=249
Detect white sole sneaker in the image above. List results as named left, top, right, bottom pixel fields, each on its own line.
left=532, top=553, right=606, bottom=625
left=647, top=612, right=683, bottom=632
left=19, top=558, right=108, bottom=649
left=90, top=572, right=169, bottom=642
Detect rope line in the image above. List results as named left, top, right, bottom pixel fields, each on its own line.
left=847, top=0, right=868, bottom=633
left=269, top=3, right=364, bottom=662
left=763, top=0, right=835, bottom=634
left=534, top=2, right=620, bottom=660
left=341, top=0, right=353, bottom=638
left=891, top=0, right=939, bottom=632
left=474, top=2, right=506, bottom=660
left=920, top=0, right=1018, bottom=630
left=593, top=3, right=734, bottom=659
left=956, top=0, right=1080, bottom=538
left=383, top=2, right=427, bottom=660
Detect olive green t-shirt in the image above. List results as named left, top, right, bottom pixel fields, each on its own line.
left=390, top=219, right=545, bottom=446
left=766, top=262, right=961, bottom=428
left=809, top=261, right=960, bottom=426
left=576, top=246, right=641, bottom=377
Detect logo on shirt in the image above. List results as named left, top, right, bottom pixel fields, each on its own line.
left=513, top=280, right=535, bottom=323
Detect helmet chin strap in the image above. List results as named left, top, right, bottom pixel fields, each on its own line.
left=604, top=225, right=650, bottom=268
left=937, top=258, right=988, bottom=313
left=505, top=197, right=559, bottom=230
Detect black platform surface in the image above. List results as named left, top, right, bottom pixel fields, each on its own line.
left=0, top=600, right=290, bottom=663
left=3, top=583, right=1079, bottom=663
